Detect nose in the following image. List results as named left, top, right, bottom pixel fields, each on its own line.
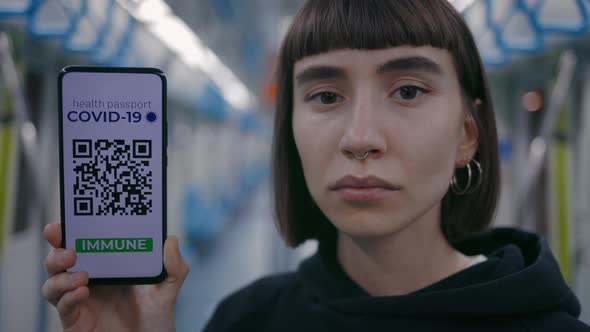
left=339, top=96, right=386, bottom=160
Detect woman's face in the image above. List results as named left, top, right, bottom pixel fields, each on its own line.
left=292, top=46, right=478, bottom=238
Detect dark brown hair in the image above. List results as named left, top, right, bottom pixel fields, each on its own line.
left=272, top=0, right=500, bottom=247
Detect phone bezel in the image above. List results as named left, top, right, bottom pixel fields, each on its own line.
left=58, top=66, right=168, bottom=285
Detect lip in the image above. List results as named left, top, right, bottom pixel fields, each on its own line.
left=329, top=175, right=400, bottom=202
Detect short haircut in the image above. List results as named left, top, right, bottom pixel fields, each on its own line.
left=272, top=0, right=500, bottom=247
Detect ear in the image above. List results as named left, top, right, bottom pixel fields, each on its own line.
left=455, top=101, right=480, bottom=167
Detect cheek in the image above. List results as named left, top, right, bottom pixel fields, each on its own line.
left=400, top=106, right=463, bottom=196
left=292, top=108, right=331, bottom=193
left=412, top=137, right=456, bottom=194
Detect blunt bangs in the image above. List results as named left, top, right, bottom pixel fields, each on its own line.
left=284, top=0, right=463, bottom=64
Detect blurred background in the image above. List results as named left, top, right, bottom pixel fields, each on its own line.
left=0, top=0, right=589, bottom=330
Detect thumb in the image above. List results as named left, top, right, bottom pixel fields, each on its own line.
left=163, top=235, right=190, bottom=286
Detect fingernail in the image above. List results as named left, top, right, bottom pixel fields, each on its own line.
left=62, top=251, right=72, bottom=264
left=72, top=272, right=85, bottom=284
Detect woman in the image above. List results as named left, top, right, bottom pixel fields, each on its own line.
left=43, top=0, right=590, bottom=331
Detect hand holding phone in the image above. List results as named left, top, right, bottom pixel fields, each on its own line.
left=42, top=223, right=189, bottom=331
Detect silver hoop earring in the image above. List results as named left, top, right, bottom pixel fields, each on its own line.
left=451, top=159, right=482, bottom=195
left=354, top=151, right=369, bottom=160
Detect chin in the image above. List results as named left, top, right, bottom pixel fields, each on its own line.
left=327, top=211, right=414, bottom=240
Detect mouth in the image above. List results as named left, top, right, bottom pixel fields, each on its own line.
left=328, top=175, right=400, bottom=202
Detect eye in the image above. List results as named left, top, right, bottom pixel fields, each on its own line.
left=309, top=91, right=343, bottom=105
left=393, top=85, right=429, bottom=100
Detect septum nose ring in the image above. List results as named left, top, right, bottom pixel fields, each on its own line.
left=353, top=151, right=370, bottom=160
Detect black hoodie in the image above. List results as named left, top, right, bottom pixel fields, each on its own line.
left=203, top=228, right=590, bottom=331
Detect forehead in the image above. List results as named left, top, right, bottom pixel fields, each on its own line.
left=293, top=46, right=456, bottom=76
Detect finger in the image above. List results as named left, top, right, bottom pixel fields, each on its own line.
left=42, top=271, right=89, bottom=306
left=45, top=248, right=76, bottom=276
left=57, top=286, right=89, bottom=329
left=43, top=223, right=62, bottom=249
left=163, top=235, right=190, bottom=285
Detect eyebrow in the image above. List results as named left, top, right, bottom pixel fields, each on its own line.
left=377, top=56, right=442, bottom=75
left=294, top=55, right=442, bottom=87
left=294, top=66, right=347, bottom=87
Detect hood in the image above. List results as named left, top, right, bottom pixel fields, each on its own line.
left=298, top=227, right=581, bottom=319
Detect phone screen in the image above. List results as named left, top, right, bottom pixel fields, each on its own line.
left=58, top=67, right=166, bottom=283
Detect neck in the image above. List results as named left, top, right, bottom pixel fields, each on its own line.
left=337, top=203, right=477, bottom=296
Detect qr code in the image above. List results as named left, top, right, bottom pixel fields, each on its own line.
left=72, top=139, right=153, bottom=216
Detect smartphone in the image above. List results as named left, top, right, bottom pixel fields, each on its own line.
left=58, top=66, right=167, bottom=284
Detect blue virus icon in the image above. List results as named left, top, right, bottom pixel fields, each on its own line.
left=146, top=111, right=158, bottom=123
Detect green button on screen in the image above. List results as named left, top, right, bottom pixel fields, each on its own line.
left=76, top=238, right=153, bottom=253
